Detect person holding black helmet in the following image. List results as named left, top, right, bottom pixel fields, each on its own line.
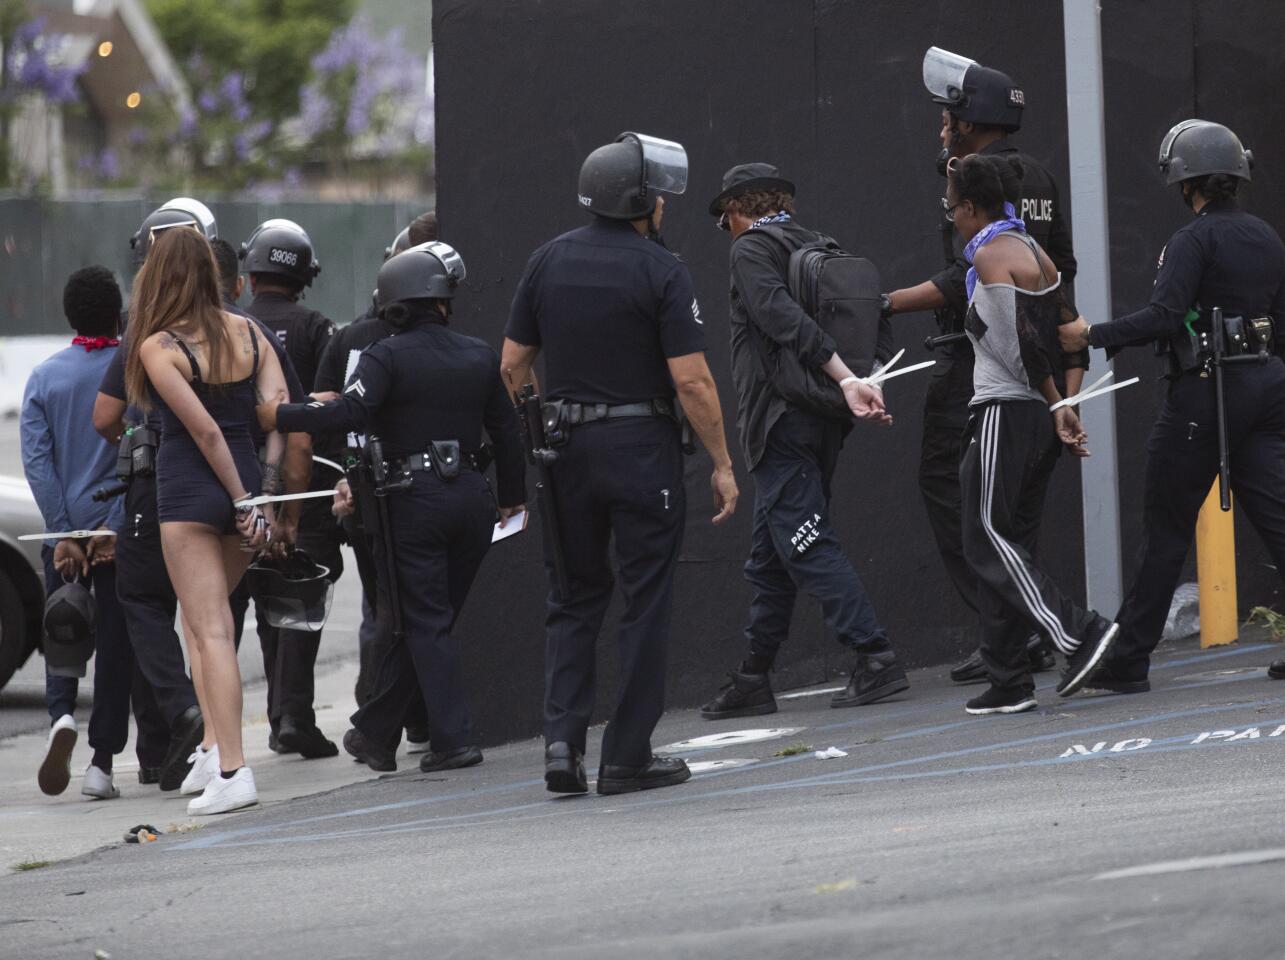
left=1061, top=120, right=1285, bottom=691
left=239, top=218, right=341, bottom=759
left=698, top=163, right=904, bottom=721
left=260, top=242, right=526, bottom=775
left=883, top=47, right=1087, bottom=684
left=501, top=132, right=739, bottom=796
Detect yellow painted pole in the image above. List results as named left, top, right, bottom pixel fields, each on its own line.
left=1196, top=482, right=1238, bottom=648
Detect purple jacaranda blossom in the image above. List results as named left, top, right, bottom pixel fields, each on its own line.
left=97, top=149, right=119, bottom=180
left=178, top=107, right=198, bottom=139
left=232, top=133, right=249, bottom=161
left=127, top=125, right=148, bottom=146
left=198, top=89, right=219, bottom=113
left=245, top=119, right=273, bottom=144
left=7, top=18, right=85, bottom=104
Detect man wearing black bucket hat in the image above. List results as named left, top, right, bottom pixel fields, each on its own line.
left=699, top=163, right=908, bottom=721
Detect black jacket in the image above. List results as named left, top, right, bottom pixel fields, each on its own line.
left=728, top=218, right=838, bottom=470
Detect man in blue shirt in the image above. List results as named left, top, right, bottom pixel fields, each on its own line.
left=20, top=266, right=154, bottom=799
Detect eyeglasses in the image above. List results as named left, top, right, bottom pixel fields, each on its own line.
left=941, top=196, right=964, bottom=222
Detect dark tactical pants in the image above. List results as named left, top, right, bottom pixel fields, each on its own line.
left=352, top=470, right=494, bottom=755
left=543, top=417, right=685, bottom=768
left=1110, top=361, right=1285, bottom=679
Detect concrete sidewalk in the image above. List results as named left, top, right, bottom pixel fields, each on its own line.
left=0, top=657, right=385, bottom=868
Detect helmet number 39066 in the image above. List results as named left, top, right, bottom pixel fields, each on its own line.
left=269, top=247, right=299, bottom=267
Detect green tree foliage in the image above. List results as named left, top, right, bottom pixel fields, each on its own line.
left=145, top=0, right=354, bottom=124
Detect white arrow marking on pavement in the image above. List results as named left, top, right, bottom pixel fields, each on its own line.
left=655, top=728, right=805, bottom=755
left=687, top=759, right=759, bottom=774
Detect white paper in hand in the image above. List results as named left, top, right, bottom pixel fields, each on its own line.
left=492, top=510, right=529, bottom=544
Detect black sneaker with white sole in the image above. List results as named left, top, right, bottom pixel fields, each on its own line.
left=965, top=685, right=1037, bottom=715
left=1056, top=617, right=1121, bottom=697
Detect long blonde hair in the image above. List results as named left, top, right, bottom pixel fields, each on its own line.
left=124, top=226, right=231, bottom=407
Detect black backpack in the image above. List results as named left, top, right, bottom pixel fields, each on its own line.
left=744, top=224, right=893, bottom=420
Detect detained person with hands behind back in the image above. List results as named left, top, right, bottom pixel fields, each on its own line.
left=124, top=226, right=289, bottom=815
left=945, top=154, right=1118, bottom=717
left=698, top=163, right=907, bottom=725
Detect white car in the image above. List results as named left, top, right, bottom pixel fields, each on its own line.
left=0, top=475, right=46, bottom=691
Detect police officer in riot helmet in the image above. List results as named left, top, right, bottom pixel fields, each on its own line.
left=129, top=197, right=218, bottom=269
left=884, top=47, right=1086, bottom=684
left=260, top=242, right=526, bottom=774
left=239, top=218, right=341, bottom=758
left=1060, top=120, right=1285, bottom=689
left=502, top=132, right=739, bottom=796
left=316, top=212, right=440, bottom=749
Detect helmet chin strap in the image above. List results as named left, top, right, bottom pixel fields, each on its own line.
left=645, top=211, right=668, bottom=248
left=937, top=113, right=961, bottom=178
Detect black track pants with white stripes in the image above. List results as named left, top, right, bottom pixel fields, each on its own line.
left=960, top=401, right=1095, bottom=692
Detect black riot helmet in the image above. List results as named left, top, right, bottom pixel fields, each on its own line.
left=924, top=47, right=1024, bottom=132
left=243, top=549, right=333, bottom=632
left=1158, top=120, right=1253, bottom=185
left=376, top=241, right=466, bottom=316
left=577, top=131, right=689, bottom=221
left=240, top=218, right=322, bottom=287
left=129, top=196, right=217, bottom=268
left=383, top=225, right=412, bottom=261
left=43, top=581, right=96, bottom=678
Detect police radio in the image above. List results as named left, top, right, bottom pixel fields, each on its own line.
left=116, top=424, right=158, bottom=482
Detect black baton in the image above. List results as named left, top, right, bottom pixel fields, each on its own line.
left=517, top=384, right=570, bottom=600
left=1211, top=306, right=1232, bottom=512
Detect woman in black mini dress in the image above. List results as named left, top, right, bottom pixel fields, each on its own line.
left=124, top=227, right=288, bottom=815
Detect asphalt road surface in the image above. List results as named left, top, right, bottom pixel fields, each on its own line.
left=4, top=635, right=1284, bottom=959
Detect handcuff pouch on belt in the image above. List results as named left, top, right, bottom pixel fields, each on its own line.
left=116, top=425, right=158, bottom=482
left=1160, top=311, right=1275, bottom=378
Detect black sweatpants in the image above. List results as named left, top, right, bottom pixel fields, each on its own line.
left=960, top=401, right=1094, bottom=693
left=1111, top=362, right=1285, bottom=678
left=543, top=417, right=685, bottom=768
left=742, top=410, right=890, bottom=662
left=351, top=470, right=494, bottom=755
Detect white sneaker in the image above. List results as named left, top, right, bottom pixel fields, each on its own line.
left=186, top=766, right=257, bottom=816
left=405, top=737, right=431, bottom=755
left=38, top=714, right=78, bottom=796
left=180, top=744, right=219, bottom=796
left=81, top=764, right=119, bottom=800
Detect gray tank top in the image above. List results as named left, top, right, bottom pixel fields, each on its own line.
left=964, top=233, right=1063, bottom=406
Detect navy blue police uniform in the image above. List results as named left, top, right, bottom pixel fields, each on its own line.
left=1090, top=200, right=1285, bottom=683
left=313, top=315, right=430, bottom=734
left=243, top=291, right=339, bottom=746
left=277, top=316, right=525, bottom=762
left=506, top=216, right=704, bottom=768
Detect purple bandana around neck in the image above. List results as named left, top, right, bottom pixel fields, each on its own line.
left=964, top=213, right=1027, bottom=300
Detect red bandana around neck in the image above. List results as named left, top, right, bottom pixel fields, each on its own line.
left=72, top=336, right=120, bottom=352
